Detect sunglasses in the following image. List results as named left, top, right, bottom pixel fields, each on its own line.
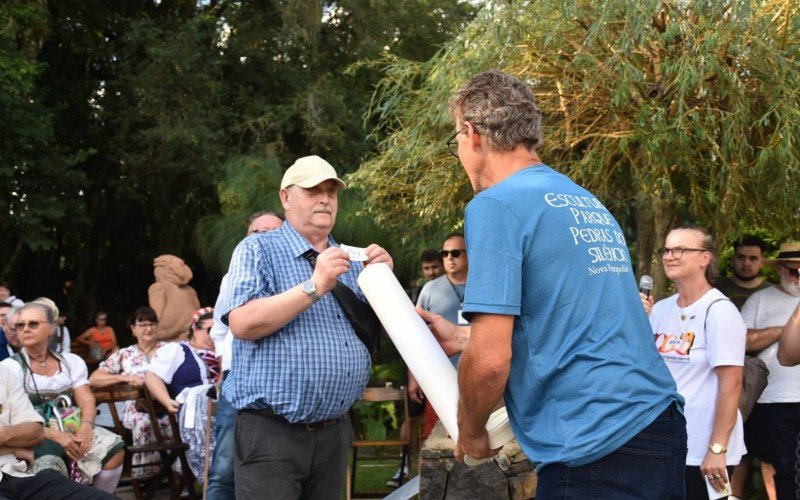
left=440, top=249, right=466, bottom=258
left=135, top=322, right=158, bottom=330
left=14, top=320, right=48, bottom=331
left=782, top=265, right=800, bottom=278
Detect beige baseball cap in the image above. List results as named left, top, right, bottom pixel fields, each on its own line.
left=280, top=155, right=347, bottom=190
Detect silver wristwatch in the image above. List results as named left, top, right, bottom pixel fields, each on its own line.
left=302, top=279, right=322, bottom=302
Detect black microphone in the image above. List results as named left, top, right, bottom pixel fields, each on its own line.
left=639, top=275, right=653, bottom=298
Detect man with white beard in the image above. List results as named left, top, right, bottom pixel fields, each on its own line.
left=739, top=242, right=800, bottom=499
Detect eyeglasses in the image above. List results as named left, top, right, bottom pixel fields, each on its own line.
left=14, top=320, right=48, bottom=331
left=782, top=265, right=800, bottom=278
left=134, top=322, right=158, bottom=330
left=658, top=247, right=708, bottom=259
left=446, top=130, right=461, bottom=158
left=440, top=249, right=466, bottom=258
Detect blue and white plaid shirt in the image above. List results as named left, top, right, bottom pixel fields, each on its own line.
left=219, top=222, right=371, bottom=423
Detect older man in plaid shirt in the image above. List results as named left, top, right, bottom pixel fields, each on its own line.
left=219, top=155, right=393, bottom=500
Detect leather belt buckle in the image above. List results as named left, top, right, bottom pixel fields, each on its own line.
left=303, top=416, right=340, bottom=431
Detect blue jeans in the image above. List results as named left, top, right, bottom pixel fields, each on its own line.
left=537, top=402, right=687, bottom=499
left=206, top=391, right=236, bottom=500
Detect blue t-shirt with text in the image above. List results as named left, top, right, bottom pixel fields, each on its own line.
left=462, top=164, right=682, bottom=469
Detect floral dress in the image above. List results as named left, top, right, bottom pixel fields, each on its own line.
left=99, top=343, right=174, bottom=477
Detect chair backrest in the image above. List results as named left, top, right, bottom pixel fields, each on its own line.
left=92, top=383, right=142, bottom=435
left=361, top=386, right=408, bottom=416
left=355, top=386, right=409, bottom=440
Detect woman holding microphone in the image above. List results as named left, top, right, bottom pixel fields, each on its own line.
left=649, top=226, right=746, bottom=498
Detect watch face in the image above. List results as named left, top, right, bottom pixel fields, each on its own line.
left=710, top=443, right=724, bottom=453
left=303, top=280, right=316, bottom=294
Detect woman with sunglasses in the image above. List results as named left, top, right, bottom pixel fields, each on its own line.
left=0, top=301, right=125, bottom=493
left=145, top=307, right=218, bottom=483
left=89, top=307, right=171, bottom=476
left=649, top=227, right=746, bottom=499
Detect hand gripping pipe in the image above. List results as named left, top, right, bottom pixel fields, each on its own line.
left=358, top=263, right=514, bottom=465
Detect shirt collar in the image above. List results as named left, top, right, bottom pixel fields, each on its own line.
left=280, top=221, right=338, bottom=258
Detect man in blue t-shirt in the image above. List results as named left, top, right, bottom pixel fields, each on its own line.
left=422, top=70, right=687, bottom=498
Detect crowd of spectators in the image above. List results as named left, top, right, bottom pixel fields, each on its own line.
left=0, top=224, right=798, bottom=500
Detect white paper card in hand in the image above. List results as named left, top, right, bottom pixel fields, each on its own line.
left=340, top=244, right=368, bottom=261
left=704, top=471, right=731, bottom=499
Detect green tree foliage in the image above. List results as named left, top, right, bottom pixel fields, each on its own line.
left=3, top=0, right=476, bottom=329
left=352, top=0, right=800, bottom=296
left=192, top=0, right=475, bottom=278
left=0, top=1, right=86, bottom=274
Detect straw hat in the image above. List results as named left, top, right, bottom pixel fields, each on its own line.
left=765, top=242, right=800, bottom=265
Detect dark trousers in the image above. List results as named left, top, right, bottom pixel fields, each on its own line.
left=745, top=402, right=800, bottom=500
left=685, top=465, right=734, bottom=500
left=234, top=410, right=352, bottom=500
left=0, top=470, right=117, bottom=500
left=536, top=402, right=688, bottom=499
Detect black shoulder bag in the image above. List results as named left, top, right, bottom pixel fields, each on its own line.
left=302, top=250, right=384, bottom=355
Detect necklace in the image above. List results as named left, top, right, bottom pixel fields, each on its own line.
left=27, top=351, right=49, bottom=368
left=137, top=343, right=157, bottom=358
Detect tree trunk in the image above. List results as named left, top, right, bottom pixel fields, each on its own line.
left=651, top=199, right=677, bottom=300
left=1, top=239, right=23, bottom=277
left=635, top=204, right=654, bottom=279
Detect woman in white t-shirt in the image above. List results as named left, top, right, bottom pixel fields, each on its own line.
left=649, top=227, right=746, bottom=499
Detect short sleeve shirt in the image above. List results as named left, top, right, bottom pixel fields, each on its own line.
left=650, top=290, right=746, bottom=465
left=741, top=286, right=800, bottom=402
left=0, top=364, right=44, bottom=480
left=218, top=222, right=371, bottom=423
left=462, top=165, right=682, bottom=469
left=1, top=352, right=89, bottom=395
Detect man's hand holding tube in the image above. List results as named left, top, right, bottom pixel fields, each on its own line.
left=416, top=307, right=509, bottom=464
left=416, top=307, right=469, bottom=356
left=364, top=244, right=393, bottom=269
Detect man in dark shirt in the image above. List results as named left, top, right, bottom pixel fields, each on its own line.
left=716, top=235, right=771, bottom=310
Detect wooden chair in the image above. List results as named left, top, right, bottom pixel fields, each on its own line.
left=202, top=397, right=217, bottom=500
left=92, top=383, right=139, bottom=484
left=347, top=386, right=410, bottom=499
left=92, top=383, right=197, bottom=499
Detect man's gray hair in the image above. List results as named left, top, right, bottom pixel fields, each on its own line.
left=5, top=306, right=19, bottom=326
left=449, top=69, right=543, bottom=152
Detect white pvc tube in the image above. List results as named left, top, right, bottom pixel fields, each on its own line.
left=358, top=263, right=515, bottom=465
left=358, top=263, right=461, bottom=441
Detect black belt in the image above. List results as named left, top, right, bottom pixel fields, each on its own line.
left=241, top=407, right=347, bottom=431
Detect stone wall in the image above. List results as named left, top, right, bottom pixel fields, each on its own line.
left=419, top=423, right=537, bottom=499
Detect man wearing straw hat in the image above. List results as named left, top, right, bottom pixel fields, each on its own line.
left=421, top=69, right=686, bottom=498
left=219, top=155, right=393, bottom=500
left=738, top=241, right=800, bottom=500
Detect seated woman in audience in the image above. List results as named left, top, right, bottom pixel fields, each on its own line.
left=0, top=301, right=125, bottom=493
left=89, top=307, right=172, bottom=476
left=145, top=307, right=218, bottom=482
left=649, top=226, right=746, bottom=499
left=76, top=312, right=118, bottom=361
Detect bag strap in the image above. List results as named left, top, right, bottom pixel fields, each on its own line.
left=703, top=297, right=732, bottom=332
left=301, top=249, right=380, bottom=354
